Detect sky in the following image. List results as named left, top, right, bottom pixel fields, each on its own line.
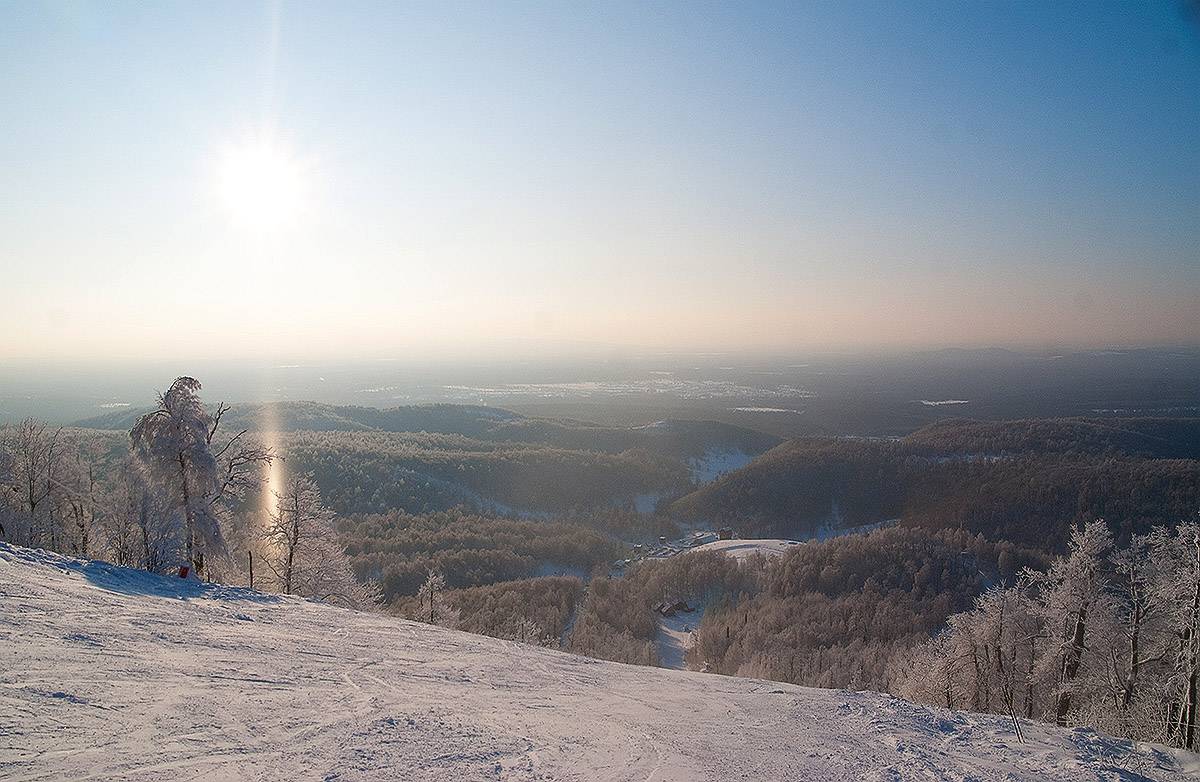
left=1, top=1, right=1198, bottom=361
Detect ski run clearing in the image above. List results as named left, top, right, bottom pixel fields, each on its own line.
left=3, top=543, right=1199, bottom=782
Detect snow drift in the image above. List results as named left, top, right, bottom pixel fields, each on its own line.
left=2, top=543, right=1197, bottom=781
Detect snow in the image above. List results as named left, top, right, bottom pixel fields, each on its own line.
left=687, top=448, right=754, bottom=483
left=688, top=538, right=805, bottom=559
left=3, top=542, right=1198, bottom=782
left=632, top=491, right=667, bottom=513
left=656, top=608, right=703, bottom=671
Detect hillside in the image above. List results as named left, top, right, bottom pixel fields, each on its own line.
left=903, top=417, right=1200, bottom=460
left=282, top=430, right=691, bottom=516
left=72, top=402, right=780, bottom=516
left=3, top=544, right=1197, bottom=781
left=669, top=418, right=1200, bottom=548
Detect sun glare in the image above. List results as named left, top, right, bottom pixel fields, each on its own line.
left=216, top=136, right=306, bottom=230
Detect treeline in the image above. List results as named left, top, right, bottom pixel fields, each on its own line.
left=894, top=521, right=1200, bottom=751
left=339, top=509, right=623, bottom=601
left=671, top=419, right=1200, bottom=550
left=0, top=379, right=375, bottom=609
left=904, top=417, right=1200, bottom=460
left=0, top=422, right=127, bottom=560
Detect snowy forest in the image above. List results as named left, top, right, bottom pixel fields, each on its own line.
left=896, top=520, right=1200, bottom=749
left=0, top=377, right=377, bottom=609
left=2, top=375, right=1199, bottom=752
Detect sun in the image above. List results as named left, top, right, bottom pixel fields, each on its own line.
left=216, top=135, right=306, bottom=230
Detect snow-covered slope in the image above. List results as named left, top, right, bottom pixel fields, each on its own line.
left=2, top=544, right=1197, bottom=782
left=689, top=538, right=804, bottom=559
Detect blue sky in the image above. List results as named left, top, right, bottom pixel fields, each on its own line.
left=1, top=1, right=1197, bottom=360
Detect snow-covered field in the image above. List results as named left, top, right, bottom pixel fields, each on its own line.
left=689, top=538, right=804, bottom=558
left=687, top=448, right=754, bottom=483
left=3, top=543, right=1198, bottom=782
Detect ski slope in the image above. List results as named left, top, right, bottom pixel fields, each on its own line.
left=2, top=543, right=1197, bottom=782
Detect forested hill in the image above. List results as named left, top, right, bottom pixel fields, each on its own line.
left=74, top=401, right=781, bottom=518
left=669, top=417, right=1200, bottom=550
left=903, top=417, right=1200, bottom=460
left=77, top=401, right=780, bottom=460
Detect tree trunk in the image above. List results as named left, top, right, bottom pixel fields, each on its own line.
left=284, top=491, right=301, bottom=594
left=1182, top=554, right=1200, bottom=748
left=139, top=491, right=153, bottom=571
left=1186, top=670, right=1198, bottom=749
left=178, top=453, right=196, bottom=572
left=1055, top=605, right=1088, bottom=726
left=1121, top=603, right=1142, bottom=709
left=1025, top=637, right=1036, bottom=719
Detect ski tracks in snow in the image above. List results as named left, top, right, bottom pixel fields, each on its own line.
left=3, top=543, right=1199, bottom=782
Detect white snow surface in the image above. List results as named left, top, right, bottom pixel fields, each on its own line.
left=656, top=609, right=703, bottom=671
left=3, top=543, right=1198, bottom=782
left=688, top=538, right=805, bottom=559
left=687, top=448, right=754, bottom=484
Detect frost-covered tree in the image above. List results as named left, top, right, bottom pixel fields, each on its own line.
left=970, top=586, right=1041, bottom=719
left=57, top=438, right=105, bottom=559
left=130, top=377, right=272, bottom=575
left=896, top=585, right=1042, bottom=720
left=261, top=473, right=379, bottom=610
left=1151, top=522, right=1200, bottom=749
left=99, top=461, right=145, bottom=568
left=1024, top=519, right=1113, bottom=725
left=897, top=517, right=1200, bottom=749
left=263, top=474, right=331, bottom=595
left=131, top=378, right=220, bottom=572
left=1108, top=534, right=1166, bottom=712
left=894, top=629, right=962, bottom=709
left=0, top=418, right=63, bottom=549
left=0, top=438, right=14, bottom=541
left=412, top=569, right=459, bottom=628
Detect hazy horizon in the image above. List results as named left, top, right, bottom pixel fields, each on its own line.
left=2, top=2, right=1199, bottom=361
left=3, top=345, right=1197, bottom=429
